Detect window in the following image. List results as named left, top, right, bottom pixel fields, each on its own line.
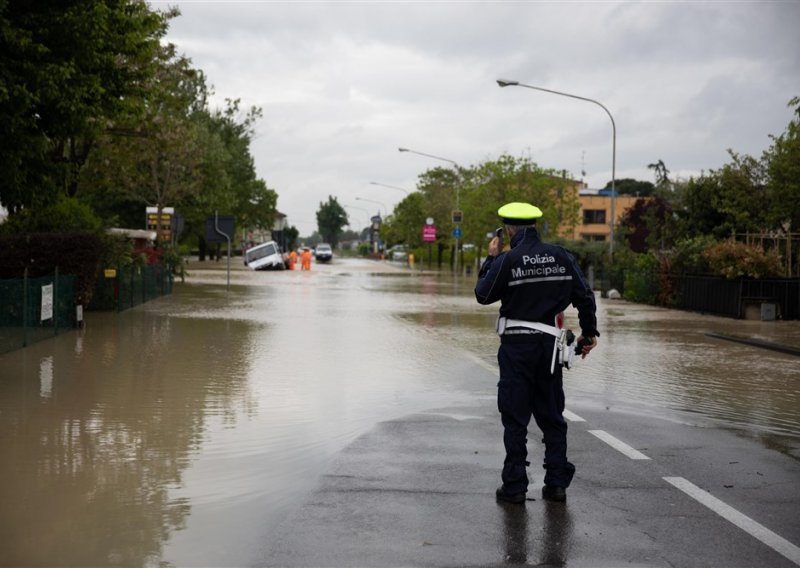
left=582, top=209, right=606, bottom=225
left=246, top=243, right=277, bottom=262
left=580, top=234, right=607, bottom=242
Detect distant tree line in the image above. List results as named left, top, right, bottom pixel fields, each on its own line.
left=378, top=98, right=799, bottom=284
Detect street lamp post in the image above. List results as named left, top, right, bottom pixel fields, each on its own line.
left=343, top=206, right=365, bottom=229
left=398, top=147, right=463, bottom=273
left=369, top=181, right=410, bottom=195
left=496, top=79, right=617, bottom=256
left=354, top=196, right=387, bottom=218
left=344, top=204, right=370, bottom=239
left=355, top=197, right=387, bottom=255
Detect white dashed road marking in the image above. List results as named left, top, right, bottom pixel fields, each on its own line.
left=588, top=430, right=651, bottom=460
left=664, top=476, right=800, bottom=566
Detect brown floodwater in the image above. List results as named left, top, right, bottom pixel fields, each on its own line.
left=1, top=257, right=798, bottom=566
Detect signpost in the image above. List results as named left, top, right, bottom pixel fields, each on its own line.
left=452, top=210, right=463, bottom=274
left=371, top=215, right=382, bottom=254
left=206, top=213, right=234, bottom=290
left=40, top=284, right=53, bottom=322
left=423, top=218, right=436, bottom=270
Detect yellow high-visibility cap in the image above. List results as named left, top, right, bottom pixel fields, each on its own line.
left=497, top=202, right=543, bottom=225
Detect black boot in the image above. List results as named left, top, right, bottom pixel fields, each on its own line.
left=496, top=485, right=526, bottom=504
left=542, top=485, right=566, bottom=502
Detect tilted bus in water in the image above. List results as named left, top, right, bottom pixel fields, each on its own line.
left=245, top=241, right=285, bottom=270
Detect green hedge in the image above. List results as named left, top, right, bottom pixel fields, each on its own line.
left=0, top=233, right=103, bottom=304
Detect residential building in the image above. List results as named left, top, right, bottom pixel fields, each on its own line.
left=558, top=189, right=641, bottom=242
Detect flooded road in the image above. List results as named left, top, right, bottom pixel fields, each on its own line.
left=1, top=257, right=798, bottom=566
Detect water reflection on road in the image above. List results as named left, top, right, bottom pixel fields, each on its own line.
left=0, top=257, right=797, bottom=566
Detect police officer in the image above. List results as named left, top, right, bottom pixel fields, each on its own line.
left=475, top=202, right=599, bottom=504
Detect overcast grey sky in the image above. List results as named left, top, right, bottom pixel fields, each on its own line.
left=158, top=1, right=800, bottom=236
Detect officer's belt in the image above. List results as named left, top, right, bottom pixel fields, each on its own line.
left=496, top=317, right=574, bottom=374
left=496, top=317, right=559, bottom=337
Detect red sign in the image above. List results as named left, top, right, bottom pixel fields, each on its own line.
left=423, top=224, right=437, bottom=242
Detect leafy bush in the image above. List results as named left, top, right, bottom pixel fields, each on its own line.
left=669, top=235, right=717, bottom=274
left=703, top=240, right=783, bottom=279
left=552, top=238, right=609, bottom=275
left=0, top=197, right=102, bottom=235
left=623, top=252, right=660, bottom=304
left=357, top=243, right=372, bottom=257
left=98, top=233, right=135, bottom=270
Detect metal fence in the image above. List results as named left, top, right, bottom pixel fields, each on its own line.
left=670, top=275, right=744, bottom=318
left=89, top=264, right=173, bottom=312
left=740, top=278, right=800, bottom=320
left=0, top=270, right=76, bottom=355
left=665, top=275, right=799, bottom=320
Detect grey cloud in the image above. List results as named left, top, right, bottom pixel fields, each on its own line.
left=157, top=0, right=800, bottom=234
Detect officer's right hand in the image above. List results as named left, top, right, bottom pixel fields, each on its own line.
left=488, top=236, right=502, bottom=257
left=577, top=336, right=597, bottom=359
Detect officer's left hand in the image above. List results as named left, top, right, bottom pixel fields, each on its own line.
left=488, top=236, right=502, bottom=257
left=577, top=336, right=597, bottom=359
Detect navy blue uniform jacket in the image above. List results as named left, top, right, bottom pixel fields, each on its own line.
left=474, top=227, right=599, bottom=340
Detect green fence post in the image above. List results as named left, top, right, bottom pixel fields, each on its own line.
left=53, top=267, right=58, bottom=336
left=117, top=265, right=122, bottom=313
left=23, top=267, right=28, bottom=347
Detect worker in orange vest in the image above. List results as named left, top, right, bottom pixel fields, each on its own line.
left=288, top=249, right=298, bottom=270
left=301, top=248, right=312, bottom=271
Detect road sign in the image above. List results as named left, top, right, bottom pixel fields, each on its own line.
left=205, top=215, right=235, bottom=243
left=423, top=224, right=437, bottom=242
left=147, top=206, right=174, bottom=243
left=452, top=226, right=462, bottom=238
left=452, top=210, right=463, bottom=224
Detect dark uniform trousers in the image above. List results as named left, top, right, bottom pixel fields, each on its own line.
left=497, top=337, right=575, bottom=494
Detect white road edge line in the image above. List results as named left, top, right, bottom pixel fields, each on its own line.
left=563, top=409, right=585, bottom=422
left=463, top=351, right=498, bottom=375
left=588, top=430, right=651, bottom=460
left=664, top=476, right=800, bottom=566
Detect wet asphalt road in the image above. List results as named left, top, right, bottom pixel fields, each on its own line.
left=0, top=256, right=798, bottom=567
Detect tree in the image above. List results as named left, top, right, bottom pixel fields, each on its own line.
left=180, top=99, right=277, bottom=251
left=605, top=178, right=656, bottom=197
left=380, top=192, right=427, bottom=247
left=0, top=0, right=174, bottom=213
left=460, top=155, right=580, bottom=245
left=619, top=196, right=673, bottom=253
left=416, top=166, right=460, bottom=248
left=675, top=151, right=768, bottom=239
left=764, top=97, right=800, bottom=231
left=316, top=196, right=348, bottom=246
left=648, top=159, right=671, bottom=190
left=78, top=43, right=207, bottom=244
left=283, top=225, right=299, bottom=252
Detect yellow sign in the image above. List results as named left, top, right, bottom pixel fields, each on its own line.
left=104, top=269, right=117, bottom=278
left=145, top=206, right=174, bottom=243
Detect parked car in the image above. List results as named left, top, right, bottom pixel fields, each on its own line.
left=388, top=244, right=408, bottom=262
left=315, top=243, right=333, bottom=262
